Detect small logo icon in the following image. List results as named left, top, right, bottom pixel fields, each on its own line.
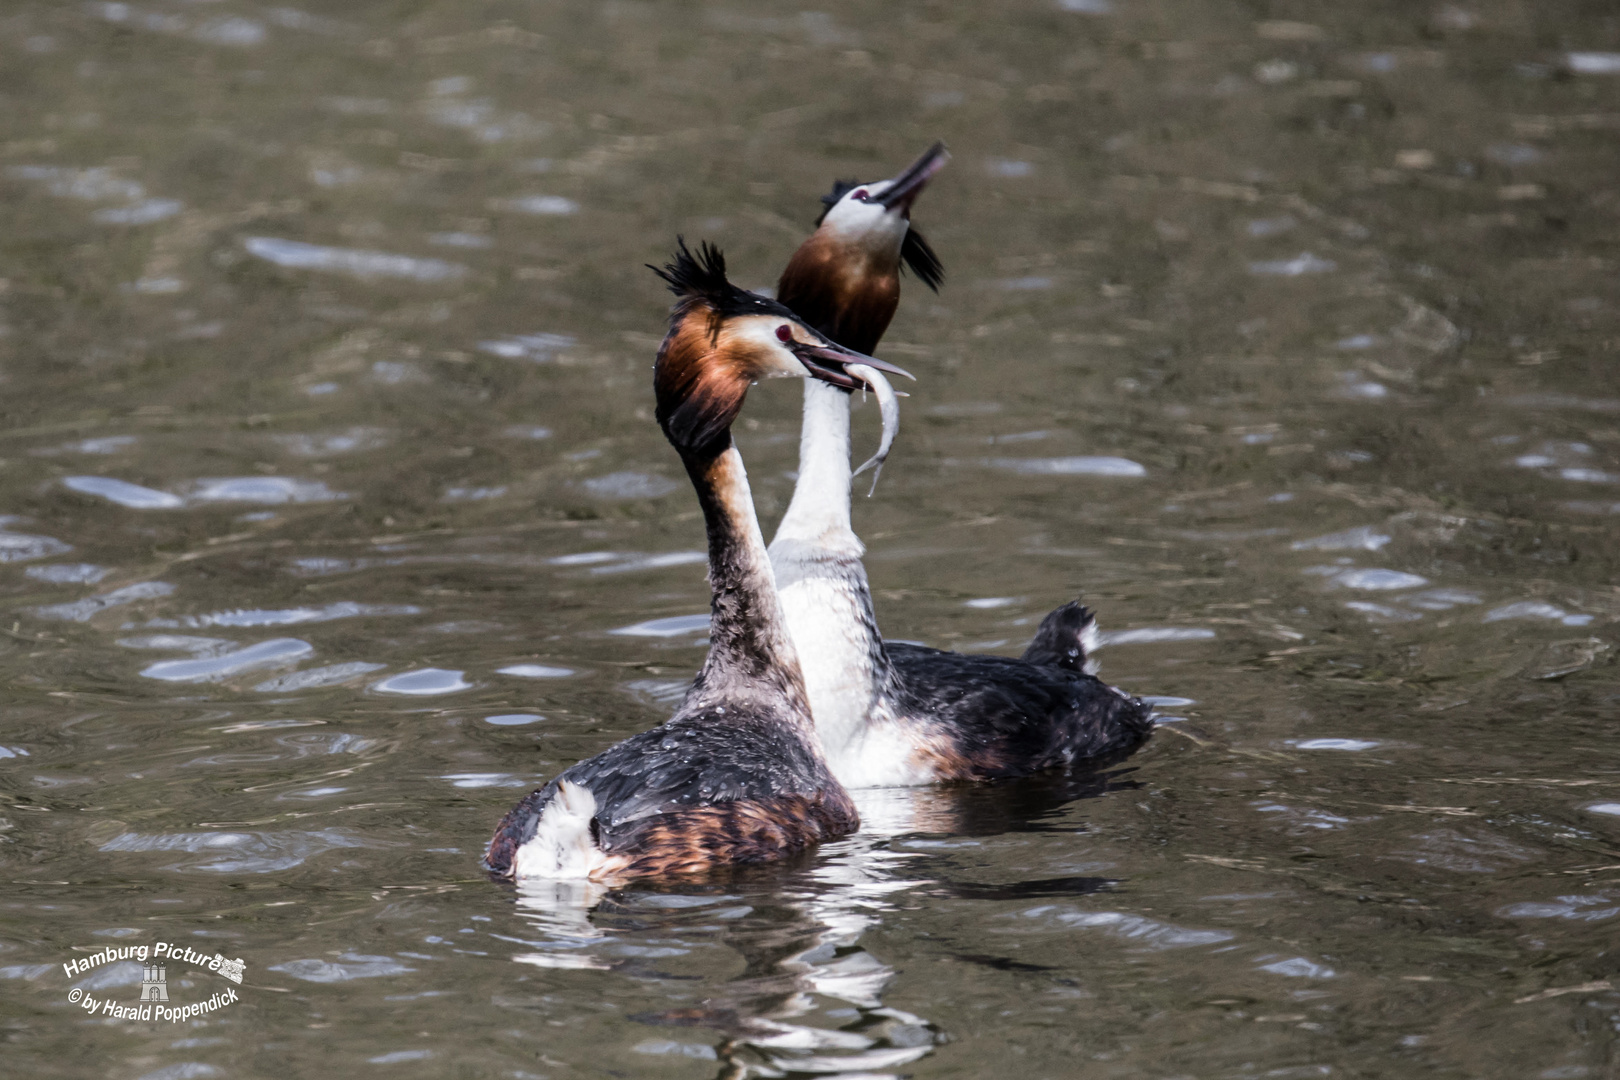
left=140, top=963, right=169, bottom=1003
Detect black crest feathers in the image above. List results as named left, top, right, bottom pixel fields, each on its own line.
left=649, top=237, right=731, bottom=306
left=901, top=228, right=945, bottom=292
left=648, top=237, right=791, bottom=341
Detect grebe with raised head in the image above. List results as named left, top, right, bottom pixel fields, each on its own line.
left=768, top=144, right=1154, bottom=789
left=486, top=240, right=912, bottom=881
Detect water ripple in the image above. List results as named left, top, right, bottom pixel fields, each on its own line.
left=64, top=476, right=184, bottom=509
left=609, top=614, right=711, bottom=638
left=25, top=562, right=106, bottom=583
left=140, top=638, right=313, bottom=682
left=187, top=477, right=345, bottom=504
left=99, top=828, right=366, bottom=873
left=254, top=662, right=386, bottom=692
left=1011, top=906, right=1235, bottom=949
left=268, top=953, right=416, bottom=982
left=371, top=668, right=471, bottom=695
left=972, top=456, right=1147, bottom=477
left=1291, top=526, right=1391, bottom=551
left=243, top=236, right=467, bottom=282
left=33, top=581, right=175, bottom=622
left=0, top=530, right=73, bottom=563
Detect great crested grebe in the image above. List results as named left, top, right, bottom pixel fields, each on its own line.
left=486, top=240, right=913, bottom=881
left=768, top=145, right=1154, bottom=788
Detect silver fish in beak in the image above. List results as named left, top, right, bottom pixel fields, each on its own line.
left=848, top=363, right=900, bottom=497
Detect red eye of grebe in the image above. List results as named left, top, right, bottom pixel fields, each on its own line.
left=776, top=325, right=793, bottom=342
left=853, top=189, right=870, bottom=201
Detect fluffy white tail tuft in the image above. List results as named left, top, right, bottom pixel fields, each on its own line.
left=513, top=779, right=610, bottom=881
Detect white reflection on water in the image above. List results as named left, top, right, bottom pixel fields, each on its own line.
left=549, top=551, right=620, bottom=566
left=429, top=231, right=493, bottom=248
left=588, top=551, right=707, bottom=575
left=497, top=195, right=579, bottom=215
left=1338, top=373, right=1390, bottom=399
left=119, top=634, right=231, bottom=653
left=1568, top=52, right=1620, bottom=75
left=985, top=158, right=1034, bottom=178
left=498, top=664, right=574, bottom=678
left=35, top=434, right=137, bottom=455
left=0, top=529, right=73, bottom=563
left=140, top=638, right=313, bottom=682
left=631, top=1040, right=715, bottom=1060
left=1403, top=588, right=1481, bottom=611
left=971, top=455, right=1147, bottom=477
left=1291, top=525, right=1391, bottom=551
left=243, top=237, right=468, bottom=282
left=1257, top=956, right=1336, bottom=978
left=93, top=198, right=182, bottom=224
left=1247, top=215, right=1297, bottom=237
left=503, top=425, right=552, bottom=439
left=158, top=602, right=419, bottom=628
left=581, top=472, right=680, bottom=499
left=1344, top=601, right=1423, bottom=623
left=477, top=333, right=576, bottom=361
left=271, top=427, right=390, bottom=456
left=100, top=828, right=366, bottom=873
left=622, top=679, right=689, bottom=707
left=64, top=476, right=183, bottom=509
left=443, top=486, right=507, bottom=502
left=1318, top=567, right=1429, bottom=591
left=1250, top=252, right=1336, bottom=276
left=33, top=581, right=175, bottom=622
left=367, top=1051, right=432, bottom=1065
left=64, top=475, right=345, bottom=507
left=1008, top=905, right=1235, bottom=949
left=371, top=668, right=472, bottom=695
left=187, top=477, right=346, bottom=504
left=254, top=662, right=387, bottom=692
left=1253, top=801, right=1352, bottom=831
left=269, top=954, right=417, bottom=982
left=7, top=164, right=182, bottom=225
left=1498, top=895, right=1619, bottom=921
left=25, top=563, right=107, bottom=584
left=440, top=773, right=528, bottom=788
left=1097, top=627, right=1215, bottom=646
left=1484, top=602, right=1593, bottom=627
left=1293, top=738, right=1381, bottom=751
left=608, top=614, right=710, bottom=637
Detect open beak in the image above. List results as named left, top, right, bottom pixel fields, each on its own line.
left=790, top=339, right=914, bottom=391
left=876, top=141, right=950, bottom=215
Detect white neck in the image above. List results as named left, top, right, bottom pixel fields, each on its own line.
left=769, top=381, right=901, bottom=786
left=773, top=380, right=861, bottom=557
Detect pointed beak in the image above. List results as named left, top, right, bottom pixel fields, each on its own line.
left=789, top=339, right=915, bottom=391
left=876, top=141, right=950, bottom=215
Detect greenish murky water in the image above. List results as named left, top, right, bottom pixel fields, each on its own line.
left=2, top=2, right=1618, bottom=1077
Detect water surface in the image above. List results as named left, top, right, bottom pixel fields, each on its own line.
left=2, top=2, right=1618, bottom=1077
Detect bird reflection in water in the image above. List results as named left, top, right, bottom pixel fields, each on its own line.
left=501, top=768, right=1137, bottom=1077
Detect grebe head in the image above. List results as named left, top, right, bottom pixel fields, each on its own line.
left=814, top=142, right=949, bottom=289
left=650, top=239, right=912, bottom=455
